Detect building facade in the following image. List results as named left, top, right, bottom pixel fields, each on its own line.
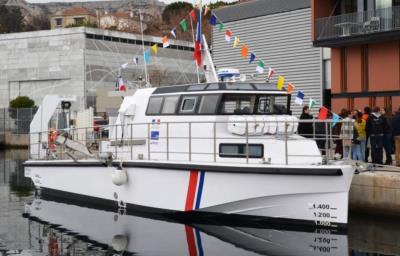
left=50, top=7, right=97, bottom=29
left=312, top=0, right=400, bottom=113
left=212, top=0, right=330, bottom=115
left=0, top=27, right=201, bottom=112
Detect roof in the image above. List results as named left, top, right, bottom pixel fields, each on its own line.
left=115, top=12, right=130, bottom=19
left=152, top=83, right=286, bottom=95
left=55, top=7, right=96, bottom=17
left=213, top=0, right=310, bottom=23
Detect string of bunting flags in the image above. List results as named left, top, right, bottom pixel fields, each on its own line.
left=207, top=11, right=342, bottom=123
left=115, top=5, right=343, bottom=124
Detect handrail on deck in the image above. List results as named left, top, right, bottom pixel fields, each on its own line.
left=28, top=119, right=354, bottom=165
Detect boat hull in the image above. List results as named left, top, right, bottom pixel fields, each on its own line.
left=24, top=160, right=354, bottom=227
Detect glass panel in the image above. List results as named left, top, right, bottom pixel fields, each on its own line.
left=323, top=60, right=332, bottom=90
left=187, top=84, right=207, bottom=91
left=256, top=96, right=274, bottom=114
left=340, top=0, right=357, bottom=14
left=206, top=83, right=220, bottom=90
left=376, top=0, right=392, bottom=9
left=179, top=96, right=197, bottom=113
left=220, top=95, right=255, bottom=114
left=219, top=144, right=263, bottom=158
left=248, top=145, right=263, bottom=158
left=225, top=83, right=253, bottom=90
left=198, top=95, right=219, bottom=114
left=147, top=97, right=163, bottom=115
left=161, top=96, right=179, bottom=114
left=220, top=145, right=240, bottom=155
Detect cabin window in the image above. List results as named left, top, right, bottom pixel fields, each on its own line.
left=198, top=95, right=219, bottom=114
left=219, top=95, right=255, bottom=114
left=162, top=96, right=180, bottom=114
left=147, top=97, right=163, bottom=115
left=179, top=96, right=198, bottom=113
left=219, top=144, right=264, bottom=158
left=256, top=96, right=274, bottom=114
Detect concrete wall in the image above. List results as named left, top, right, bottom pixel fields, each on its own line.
left=0, top=27, right=202, bottom=112
left=0, top=29, right=86, bottom=109
left=212, top=8, right=323, bottom=115
left=350, top=171, right=400, bottom=216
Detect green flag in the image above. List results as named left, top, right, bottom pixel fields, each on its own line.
left=180, top=19, right=187, bottom=32
left=309, top=98, right=316, bottom=109
left=219, top=22, right=224, bottom=32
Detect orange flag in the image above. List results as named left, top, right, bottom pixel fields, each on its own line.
left=286, top=82, right=294, bottom=94
left=241, top=44, right=248, bottom=58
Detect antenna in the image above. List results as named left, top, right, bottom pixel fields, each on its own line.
left=139, top=9, right=149, bottom=87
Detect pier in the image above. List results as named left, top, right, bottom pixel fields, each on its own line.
left=350, top=170, right=400, bottom=216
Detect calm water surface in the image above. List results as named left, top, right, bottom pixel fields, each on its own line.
left=0, top=150, right=399, bottom=256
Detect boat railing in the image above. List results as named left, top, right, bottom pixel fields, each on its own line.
left=28, top=119, right=354, bottom=165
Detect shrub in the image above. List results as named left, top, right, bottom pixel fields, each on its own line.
left=10, top=96, right=35, bottom=108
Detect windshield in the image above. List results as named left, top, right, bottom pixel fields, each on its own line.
left=219, top=94, right=289, bottom=115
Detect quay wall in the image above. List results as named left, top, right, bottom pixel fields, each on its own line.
left=350, top=171, right=400, bottom=216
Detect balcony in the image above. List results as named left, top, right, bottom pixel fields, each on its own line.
left=314, top=6, right=400, bottom=47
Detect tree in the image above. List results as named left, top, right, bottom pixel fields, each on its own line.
left=0, top=5, right=25, bottom=33
left=25, top=14, right=51, bottom=31
left=10, top=96, right=35, bottom=108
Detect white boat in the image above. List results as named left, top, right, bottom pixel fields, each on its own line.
left=23, top=197, right=349, bottom=255
left=24, top=81, right=358, bottom=228
left=23, top=32, right=360, bottom=227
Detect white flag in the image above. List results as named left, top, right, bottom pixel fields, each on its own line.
left=133, top=57, right=138, bottom=65
left=121, top=62, right=129, bottom=69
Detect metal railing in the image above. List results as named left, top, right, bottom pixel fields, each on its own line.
left=315, top=6, right=400, bottom=41
left=28, top=119, right=355, bottom=166
left=0, top=108, right=37, bottom=134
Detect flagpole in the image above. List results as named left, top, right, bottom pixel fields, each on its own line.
left=189, top=4, right=201, bottom=83
left=139, top=9, right=149, bottom=87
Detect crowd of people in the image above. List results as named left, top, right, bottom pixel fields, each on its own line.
left=298, top=105, right=400, bottom=165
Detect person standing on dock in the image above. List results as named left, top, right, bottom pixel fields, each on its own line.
left=353, top=111, right=366, bottom=161
left=392, top=107, right=400, bottom=166
left=381, top=108, right=393, bottom=165
left=298, top=106, right=314, bottom=138
left=366, top=107, right=387, bottom=165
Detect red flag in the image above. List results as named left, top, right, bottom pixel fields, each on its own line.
left=193, top=6, right=202, bottom=66
left=190, top=10, right=196, bottom=21
left=319, top=106, right=328, bottom=120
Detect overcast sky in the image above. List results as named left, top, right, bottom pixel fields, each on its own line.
left=26, top=0, right=236, bottom=4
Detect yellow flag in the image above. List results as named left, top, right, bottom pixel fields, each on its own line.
left=277, top=76, right=285, bottom=90
left=151, top=44, right=158, bottom=54
left=233, top=36, right=240, bottom=48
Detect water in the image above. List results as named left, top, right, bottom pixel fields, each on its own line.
left=1, top=150, right=399, bottom=256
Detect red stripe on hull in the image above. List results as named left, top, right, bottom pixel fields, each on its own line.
left=184, top=225, right=198, bottom=256
left=185, top=170, right=199, bottom=211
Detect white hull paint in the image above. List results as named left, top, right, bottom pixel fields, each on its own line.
left=26, top=198, right=349, bottom=256
left=25, top=160, right=354, bottom=226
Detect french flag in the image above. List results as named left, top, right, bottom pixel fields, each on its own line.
left=115, top=76, right=126, bottom=92
left=194, top=6, right=202, bottom=66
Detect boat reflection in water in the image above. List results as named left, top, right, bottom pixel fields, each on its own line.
left=23, top=197, right=348, bottom=256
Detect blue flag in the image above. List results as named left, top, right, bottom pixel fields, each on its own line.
left=249, top=53, right=256, bottom=64
left=144, top=51, right=150, bottom=64
left=210, top=14, right=217, bottom=26
left=332, top=113, right=341, bottom=127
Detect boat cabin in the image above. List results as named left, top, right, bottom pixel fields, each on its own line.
left=107, top=82, right=322, bottom=165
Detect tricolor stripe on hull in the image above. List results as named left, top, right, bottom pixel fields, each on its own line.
left=185, top=225, right=204, bottom=256
left=185, top=170, right=205, bottom=211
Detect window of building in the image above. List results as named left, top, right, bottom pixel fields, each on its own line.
left=146, top=97, right=163, bottom=115
left=161, top=96, right=180, bottom=114
left=55, top=18, right=63, bottom=26
left=179, top=96, right=198, bottom=113
left=198, top=95, right=220, bottom=114
left=219, top=144, right=264, bottom=158
left=376, top=0, right=392, bottom=9
left=74, top=17, right=85, bottom=25
left=340, top=0, right=358, bottom=13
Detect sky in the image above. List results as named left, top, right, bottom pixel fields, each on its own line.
left=26, top=0, right=236, bottom=4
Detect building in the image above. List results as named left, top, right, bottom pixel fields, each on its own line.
left=212, top=0, right=331, bottom=115
left=0, top=27, right=201, bottom=112
left=50, top=7, right=97, bottom=29
left=312, top=0, right=400, bottom=113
